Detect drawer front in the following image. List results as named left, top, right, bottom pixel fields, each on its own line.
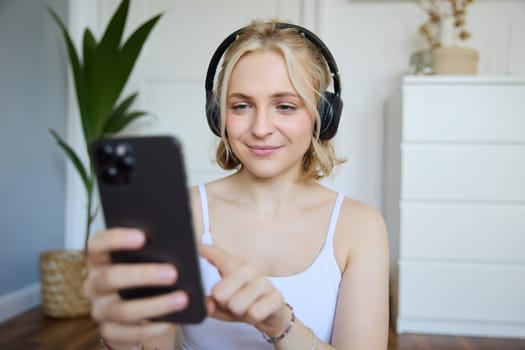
left=398, top=261, right=525, bottom=323
left=401, top=144, right=525, bottom=201
left=403, top=83, right=525, bottom=142
left=400, top=202, right=525, bottom=262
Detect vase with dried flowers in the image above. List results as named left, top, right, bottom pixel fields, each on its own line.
left=412, top=0, right=478, bottom=75
left=418, top=0, right=474, bottom=48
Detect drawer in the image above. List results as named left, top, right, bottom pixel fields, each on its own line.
left=401, top=144, right=525, bottom=201
left=398, top=260, right=525, bottom=323
left=400, top=202, right=525, bottom=262
left=402, top=83, right=525, bottom=142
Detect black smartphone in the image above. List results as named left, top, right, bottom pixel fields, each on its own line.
left=91, top=135, right=206, bottom=324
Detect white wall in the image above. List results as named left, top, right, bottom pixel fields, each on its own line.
left=319, top=0, right=525, bottom=211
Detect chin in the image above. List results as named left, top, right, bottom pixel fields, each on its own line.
left=240, top=163, right=301, bottom=181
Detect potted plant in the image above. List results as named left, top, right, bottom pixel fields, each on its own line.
left=40, top=0, right=161, bottom=318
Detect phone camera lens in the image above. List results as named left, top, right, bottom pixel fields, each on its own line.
left=96, top=144, right=114, bottom=163
left=116, top=142, right=133, bottom=157
left=117, top=155, right=136, bottom=172
left=101, top=166, right=118, bottom=184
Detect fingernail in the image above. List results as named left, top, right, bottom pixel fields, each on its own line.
left=127, top=230, right=144, bottom=244
left=170, top=293, right=187, bottom=309
left=159, top=267, right=176, bottom=281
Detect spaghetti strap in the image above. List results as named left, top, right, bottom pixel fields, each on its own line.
left=198, top=184, right=210, bottom=234
left=326, top=193, right=345, bottom=243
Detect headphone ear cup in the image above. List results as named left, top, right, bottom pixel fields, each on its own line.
left=206, top=94, right=222, bottom=137
left=317, top=91, right=342, bottom=140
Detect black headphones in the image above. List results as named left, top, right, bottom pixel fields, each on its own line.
left=205, top=23, right=343, bottom=140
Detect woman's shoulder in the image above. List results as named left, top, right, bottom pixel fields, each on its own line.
left=340, top=196, right=385, bottom=227
left=336, top=194, right=388, bottom=251
left=312, top=185, right=386, bottom=236
left=188, top=178, right=225, bottom=198
left=189, top=178, right=228, bottom=203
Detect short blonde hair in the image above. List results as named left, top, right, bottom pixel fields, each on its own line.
left=211, top=19, right=344, bottom=180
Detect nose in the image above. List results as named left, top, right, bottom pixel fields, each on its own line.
left=251, top=108, right=274, bottom=138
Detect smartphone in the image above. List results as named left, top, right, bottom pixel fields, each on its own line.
left=91, top=135, right=206, bottom=323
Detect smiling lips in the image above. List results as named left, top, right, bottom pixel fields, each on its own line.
left=248, top=145, right=282, bottom=156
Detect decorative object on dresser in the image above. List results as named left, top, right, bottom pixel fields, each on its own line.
left=412, top=0, right=478, bottom=75
left=41, top=0, right=161, bottom=318
left=384, top=76, right=525, bottom=339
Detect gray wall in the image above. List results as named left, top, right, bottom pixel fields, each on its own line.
left=0, top=0, right=69, bottom=296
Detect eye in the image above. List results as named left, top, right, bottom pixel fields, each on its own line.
left=276, top=104, right=296, bottom=112
left=230, top=103, right=251, bottom=112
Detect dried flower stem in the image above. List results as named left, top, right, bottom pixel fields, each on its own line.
left=417, top=0, right=474, bottom=48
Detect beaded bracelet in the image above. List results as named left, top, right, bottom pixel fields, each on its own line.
left=99, top=338, right=116, bottom=350
left=100, top=338, right=153, bottom=350
left=261, top=303, right=295, bottom=344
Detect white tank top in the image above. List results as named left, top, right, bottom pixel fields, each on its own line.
left=180, top=184, right=344, bottom=350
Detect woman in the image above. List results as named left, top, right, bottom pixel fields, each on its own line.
left=84, top=20, right=389, bottom=350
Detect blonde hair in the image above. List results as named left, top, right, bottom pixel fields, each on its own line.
left=211, top=19, right=345, bottom=180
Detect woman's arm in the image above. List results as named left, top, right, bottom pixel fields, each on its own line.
left=331, top=201, right=390, bottom=349
left=271, top=201, right=389, bottom=350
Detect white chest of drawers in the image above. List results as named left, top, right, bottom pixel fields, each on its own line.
left=384, top=76, right=525, bottom=338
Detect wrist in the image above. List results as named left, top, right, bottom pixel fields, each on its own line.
left=260, top=303, right=295, bottom=344
left=100, top=338, right=117, bottom=350
left=100, top=338, right=153, bottom=350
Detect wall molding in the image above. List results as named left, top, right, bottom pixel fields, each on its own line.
left=0, top=284, right=40, bottom=324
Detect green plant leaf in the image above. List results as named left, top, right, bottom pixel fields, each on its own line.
left=100, top=92, right=137, bottom=133
left=119, top=14, right=162, bottom=77
left=86, top=7, right=161, bottom=139
left=104, top=111, right=148, bottom=134
left=112, top=92, right=138, bottom=118
left=47, top=7, right=92, bottom=146
left=49, top=129, right=90, bottom=194
left=86, top=0, right=130, bottom=137
left=109, top=14, right=162, bottom=118
left=82, top=28, right=97, bottom=77
left=98, top=0, right=129, bottom=53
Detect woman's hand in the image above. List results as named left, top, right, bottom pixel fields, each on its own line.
left=199, top=244, right=292, bottom=337
left=82, top=228, right=187, bottom=349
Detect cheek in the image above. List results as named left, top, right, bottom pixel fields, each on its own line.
left=296, top=116, right=316, bottom=148
left=224, top=113, right=240, bottom=136
left=283, top=114, right=315, bottom=138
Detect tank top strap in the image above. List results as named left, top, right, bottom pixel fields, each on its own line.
left=198, top=184, right=210, bottom=235
left=326, top=193, right=345, bottom=243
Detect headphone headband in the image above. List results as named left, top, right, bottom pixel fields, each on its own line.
left=205, top=22, right=341, bottom=98
left=205, top=22, right=343, bottom=140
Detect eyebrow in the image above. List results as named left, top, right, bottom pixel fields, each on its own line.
left=227, top=92, right=300, bottom=99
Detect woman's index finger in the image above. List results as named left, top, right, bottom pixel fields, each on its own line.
left=199, top=244, right=239, bottom=276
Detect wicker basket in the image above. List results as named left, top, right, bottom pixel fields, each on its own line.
left=40, top=250, right=91, bottom=318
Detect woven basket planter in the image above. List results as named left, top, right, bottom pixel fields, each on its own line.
left=40, top=250, right=91, bottom=318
